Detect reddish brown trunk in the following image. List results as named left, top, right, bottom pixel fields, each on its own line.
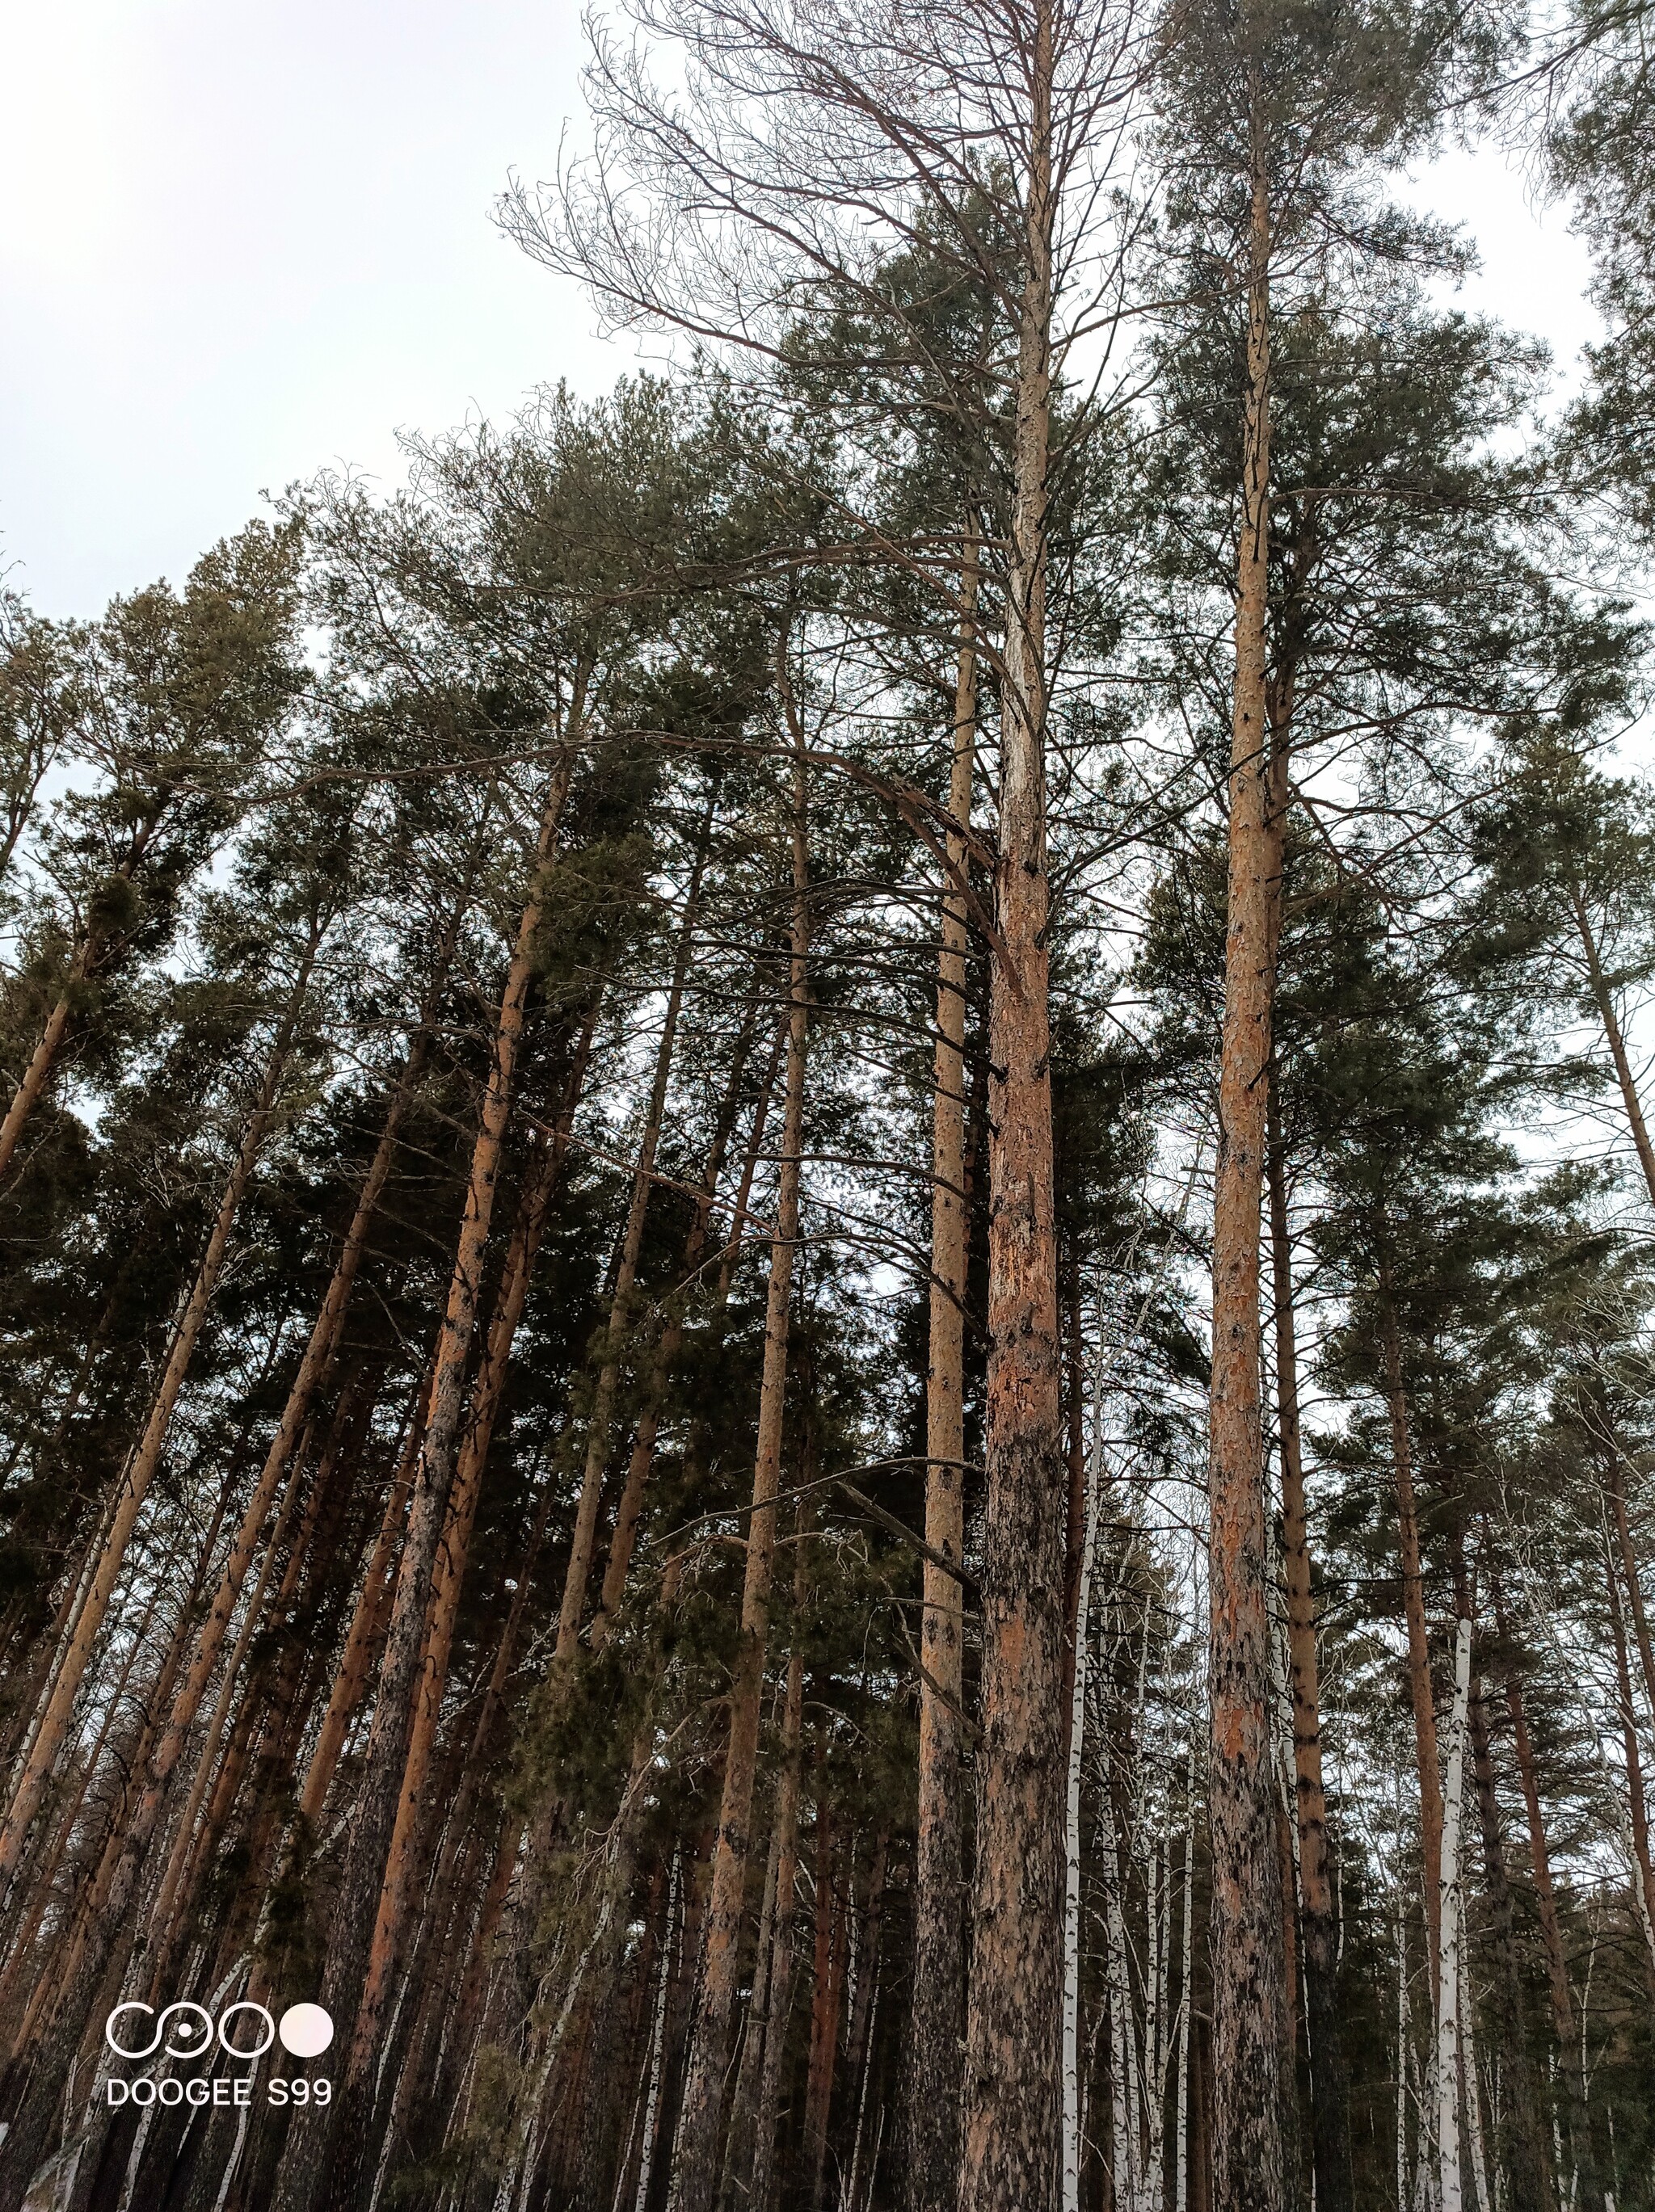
left=0, top=987, right=75, bottom=1182
left=802, top=1808, right=849, bottom=2212
left=665, top=653, right=811, bottom=2212
left=140, top=1070, right=416, bottom=1858
left=1205, top=97, right=1286, bottom=2212
left=352, top=1091, right=582, bottom=2084
left=297, top=1381, right=428, bottom=1827
left=0, top=1442, right=234, bottom=1970
left=960, top=19, right=1069, bottom=2196
left=1, top=1498, right=211, bottom=2121
left=1605, top=1454, right=1655, bottom=1724
left=0, top=1558, right=175, bottom=2045
left=749, top=1521, right=810, bottom=2212
left=1601, top=1529, right=1655, bottom=1990
left=142, top=1396, right=336, bottom=1958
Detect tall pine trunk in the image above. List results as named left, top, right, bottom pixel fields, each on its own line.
left=271, top=752, right=573, bottom=2212
left=665, top=668, right=811, bottom=2212
left=961, top=5, right=1068, bottom=2198
left=801, top=1804, right=848, bottom=2212
left=1600, top=1525, right=1655, bottom=1987
left=1204, top=79, right=1286, bottom=2212
left=348, top=1108, right=576, bottom=2096
left=296, top=1384, right=426, bottom=1828
left=910, top=524, right=976, bottom=2212
left=348, top=991, right=598, bottom=2105
left=95, top=1046, right=427, bottom=1993
left=1569, top=880, right=1655, bottom=1205
left=748, top=1520, right=809, bottom=2212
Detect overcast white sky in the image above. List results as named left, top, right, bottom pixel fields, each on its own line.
left=0, top=2, right=1607, bottom=620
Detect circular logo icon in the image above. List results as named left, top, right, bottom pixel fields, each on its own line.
left=276, top=2004, right=334, bottom=2059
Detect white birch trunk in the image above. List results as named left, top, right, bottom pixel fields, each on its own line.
left=634, top=1850, right=680, bottom=2212
left=1437, top=1617, right=1474, bottom=2212
left=1107, top=1819, right=1133, bottom=2212
left=1175, top=1726, right=1195, bottom=2212
left=1145, top=1834, right=1168, bottom=2212
left=1061, top=1345, right=1105, bottom=2212
left=1398, top=1903, right=1411, bottom=2212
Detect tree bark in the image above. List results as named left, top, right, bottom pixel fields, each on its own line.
left=349, top=992, right=599, bottom=2105
left=1464, top=1671, right=1553, bottom=2212
left=1599, top=1525, right=1655, bottom=1991
left=910, top=523, right=975, bottom=2212
left=348, top=1112, right=575, bottom=2095
left=801, top=1805, right=849, bottom=2212
left=0, top=925, right=319, bottom=1903
left=295, top=1384, right=426, bottom=1829
left=1498, top=1609, right=1604, bottom=2212
left=89, top=1053, right=425, bottom=1999
left=0, top=1477, right=245, bottom=2206
left=665, top=667, right=811, bottom=2212
left=960, top=9, right=1069, bottom=2200
left=747, top=1525, right=809, bottom=2212
left=1604, top=1452, right=1655, bottom=1729
left=1435, top=1618, right=1472, bottom=2212
left=1265, top=1112, right=1352, bottom=2212
left=272, top=753, right=573, bottom=2212
left=1205, top=82, right=1286, bottom=2212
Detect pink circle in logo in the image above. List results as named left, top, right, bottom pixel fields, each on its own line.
left=277, top=2004, right=334, bottom=2058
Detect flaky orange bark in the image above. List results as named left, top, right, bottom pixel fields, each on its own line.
left=1205, top=80, right=1287, bottom=2212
